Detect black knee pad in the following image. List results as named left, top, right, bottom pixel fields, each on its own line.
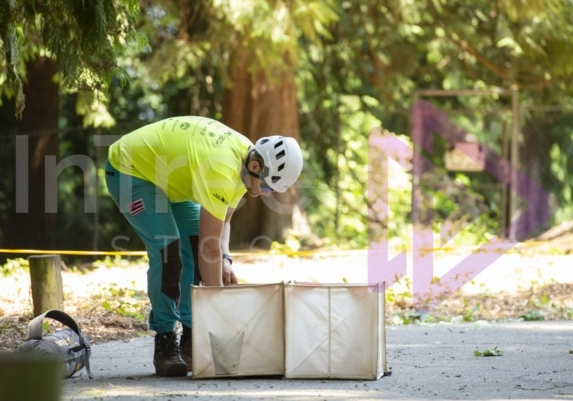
left=161, top=239, right=183, bottom=301
left=189, top=235, right=202, bottom=285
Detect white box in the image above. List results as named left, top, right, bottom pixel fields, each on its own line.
left=284, top=282, right=387, bottom=380
left=191, top=283, right=285, bottom=378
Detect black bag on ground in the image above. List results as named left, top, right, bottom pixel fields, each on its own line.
left=18, top=309, right=93, bottom=379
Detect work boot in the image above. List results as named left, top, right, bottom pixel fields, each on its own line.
left=153, top=331, right=188, bottom=377
left=180, top=325, right=192, bottom=371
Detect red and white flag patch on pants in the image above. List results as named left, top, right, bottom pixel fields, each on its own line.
left=129, top=199, right=145, bottom=216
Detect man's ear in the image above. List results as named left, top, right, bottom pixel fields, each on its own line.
left=247, top=158, right=262, bottom=175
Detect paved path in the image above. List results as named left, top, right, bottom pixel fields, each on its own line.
left=62, top=321, right=573, bottom=400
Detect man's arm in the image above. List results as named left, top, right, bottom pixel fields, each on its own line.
left=221, top=208, right=238, bottom=286
left=198, top=208, right=224, bottom=286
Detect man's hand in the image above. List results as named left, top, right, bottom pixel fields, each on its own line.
left=223, top=259, right=238, bottom=286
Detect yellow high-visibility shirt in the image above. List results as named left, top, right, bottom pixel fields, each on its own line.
left=108, top=116, right=251, bottom=221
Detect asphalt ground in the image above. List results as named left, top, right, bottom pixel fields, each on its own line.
left=59, top=320, right=573, bottom=401
left=4, top=251, right=573, bottom=401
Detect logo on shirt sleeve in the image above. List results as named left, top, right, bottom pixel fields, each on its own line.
left=213, top=193, right=228, bottom=205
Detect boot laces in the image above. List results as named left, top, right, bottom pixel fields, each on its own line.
left=158, top=333, right=181, bottom=357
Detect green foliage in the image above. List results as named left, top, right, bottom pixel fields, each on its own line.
left=0, top=0, right=147, bottom=117
left=91, top=256, right=147, bottom=269
left=474, top=346, right=503, bottom=357
left=101, top=286, right=147, bottom=321
left=462, top=299, right=482, bottom=322
left=3, top=0, right=573, bottom=252
left=520, top=310, right=545, bottom=321
left=0, top=258, right=28, bottom=277
left=389, top=311, right=432, bottom=326
left=385, top=279, right=413, bottom=304
left=270, top=234, right=302, bottom=255
left=299, top=95, right=377, bottom=248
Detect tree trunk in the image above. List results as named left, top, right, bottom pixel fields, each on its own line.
left=516, top=115, right=552, bottom=240
left=222, top=51, right=304, bottom=249
left=7, top=57, right=59, bottom=249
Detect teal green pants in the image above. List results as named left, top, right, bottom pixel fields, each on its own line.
left=105, top=160, right=200, bottom=334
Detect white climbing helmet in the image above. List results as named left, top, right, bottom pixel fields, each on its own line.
left=254, top=136, right=303, bottom=192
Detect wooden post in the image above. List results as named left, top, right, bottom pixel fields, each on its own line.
left=28, top=255, right=64, bottom=316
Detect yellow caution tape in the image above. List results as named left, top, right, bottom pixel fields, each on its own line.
left=0, top=240, right=564, bottom=258
left=0, top=249, right=147, bottom=256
